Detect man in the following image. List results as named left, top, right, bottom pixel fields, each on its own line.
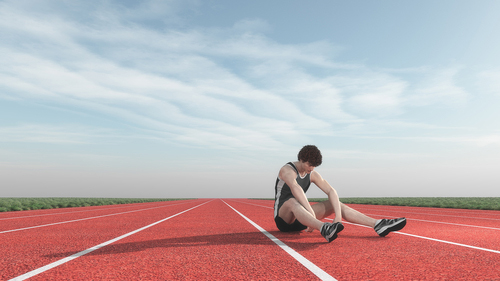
left=274, top=145, right=406, bottom=242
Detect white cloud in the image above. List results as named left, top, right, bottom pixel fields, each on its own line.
left=477, top=70, right=500, bottom=96
left=0, top=0, right=487, bottom=155
left=1, top=48, right=309, bottom=150
left=0, top=3, right=353, bottom=151
left=322, top=148, right=431, bottom=160
left=328, top=71, right=407, bottom=117
left=0, top=124, right=114, bottom=144
left=1, top=0, right=500, bottom=198
left=328, top=66, right=470, bottom=118
left=359, top=134, right=500, bottom=147
left=405, top=67, right=469, bottom=107
left=232, top=18, right=272, bottom=34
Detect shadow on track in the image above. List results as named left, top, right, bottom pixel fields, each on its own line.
left=45, top=231, right=325, bottom=258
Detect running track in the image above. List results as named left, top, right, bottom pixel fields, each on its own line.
left=1, top=199, right=500, bottom=280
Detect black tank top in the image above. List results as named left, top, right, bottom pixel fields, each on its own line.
left=273, top=162, right=311, bottom=218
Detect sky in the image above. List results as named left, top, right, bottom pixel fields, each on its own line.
left=1, top=0, right=500, bottom=199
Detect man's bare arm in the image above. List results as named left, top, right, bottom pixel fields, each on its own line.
left=311, top=171, right=342, bottom=223
left=279, top=166, right=316, bottom=218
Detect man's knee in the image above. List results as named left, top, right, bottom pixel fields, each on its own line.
left=282, top=198, right=300, bottom=209
left=340, top=202, right=349, bottom=210
left=287, top=198, right=301, bottom=208
left=279, top=198, right=300, bottom=223
left=286, top=198, right=305, bottom=215
left=323, top=201, right=335, bottom=216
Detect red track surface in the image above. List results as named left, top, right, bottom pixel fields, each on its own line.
left=2, top=199, right=500, bottom=280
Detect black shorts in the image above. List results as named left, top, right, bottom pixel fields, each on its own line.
left=274, top=216, right=307, bottom=232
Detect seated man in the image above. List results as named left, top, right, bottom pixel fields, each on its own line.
left=274, top=145, right=406, bottom=242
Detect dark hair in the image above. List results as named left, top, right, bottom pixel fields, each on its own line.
left=297, top=145, right=322, bottom=167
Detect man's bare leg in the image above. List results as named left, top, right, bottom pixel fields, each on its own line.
left=312, top=201, right=377, bottom=227
left=279, top=198, right=324, bottom=230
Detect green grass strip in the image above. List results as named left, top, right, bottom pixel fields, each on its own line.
left=0, top=197, right=190, bottom=212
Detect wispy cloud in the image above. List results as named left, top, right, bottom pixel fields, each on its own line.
left=405, top=66, right=469, bottom=107
left=329, top=71, right=407, bottom=117
left=0, top=0, right=491, bottom=154
left=358, top=134, right=500, bottom=147
left=0, top=2, right=345, bottom=150
left=477, top=70, right=500, bottom=96
left=0, top=124, right=118, bottom=144
left=322, top=148, right=432, bottom=160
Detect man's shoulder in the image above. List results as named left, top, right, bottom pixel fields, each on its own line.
left=279, top=163, right=297, bottom=177
left=310, top=170, right=323, bottom=182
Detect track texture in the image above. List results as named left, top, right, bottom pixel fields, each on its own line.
left=2, top=199, right=500, bottom=280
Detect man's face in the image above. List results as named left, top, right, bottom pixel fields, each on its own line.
left=304, top=162, right=316, bottom=174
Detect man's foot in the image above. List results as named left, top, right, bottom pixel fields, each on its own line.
left=320, top=222, right=344, bottom=242
left=374, top=218, right=407, bottom=237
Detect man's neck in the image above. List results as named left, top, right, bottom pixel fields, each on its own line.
left=293, top=161, right=307, bottom=177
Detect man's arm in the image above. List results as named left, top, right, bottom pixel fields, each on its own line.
left=311, top=171, right=342, bottom=223
left=279, top=166, right=316, bottom=219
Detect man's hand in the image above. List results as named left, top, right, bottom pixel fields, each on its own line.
left=305, top=226, right=314, bottom=232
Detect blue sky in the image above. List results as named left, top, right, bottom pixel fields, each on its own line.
left=1, top=0, right=499, bottom=198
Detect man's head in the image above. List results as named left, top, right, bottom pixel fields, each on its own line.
left=297, top=145, right=322, bottom=167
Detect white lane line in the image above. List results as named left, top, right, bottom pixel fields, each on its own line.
left=330, top=220, right=500, bottom=255
left=222, top=200, right=336, bottom=281
left=1, top=201, right=195, bottom=234
left=0, top=207, right=130, bottom=221
left=362, top=213, right=500, bottom=231
left=236, top=200, right=500, bottom=255
left=231, top=200, right=274, bottom=209
left=8, top=200, right=211, bottom=281
left=397, top=232, right=500, bottom=255
left=236, top=201, right=500, bottom=231
left=0, top=200, right=190, bottom=221
left=351, top=204, right=500, bottom=215
left=350, top=206, right=500, bottom=221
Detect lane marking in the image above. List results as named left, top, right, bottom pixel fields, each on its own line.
left=0, top=206, right=134, bottom=221
left=242, top=200, right=500, bottom=222
left=235, top=200, right=500, bottom=255
left=229, top=200, right=274, bottom=209
left=235, top=200, right=500, bottom=231
left=397, top=232, right=500, bottom=255
left=1, top=201, right=193, bottom=234
left=350, top=204, right=500, bottom=215
left=350, top=206, right=500, bottom=221
left=8, top=200, right=212, bottom=281
left=239, top=200, right=500, bottom=231
left=333, top=220, right=500, bottom=255
left=222, top=200, right=336, bottom=281
left=362, top=213, right=500, bottom=231
left=0, top=200, right=190, bottom=221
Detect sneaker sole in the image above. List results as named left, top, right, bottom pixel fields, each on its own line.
left=326, top=223, right=344, bottom=243
left=378, top=219, right=406, bottom=237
